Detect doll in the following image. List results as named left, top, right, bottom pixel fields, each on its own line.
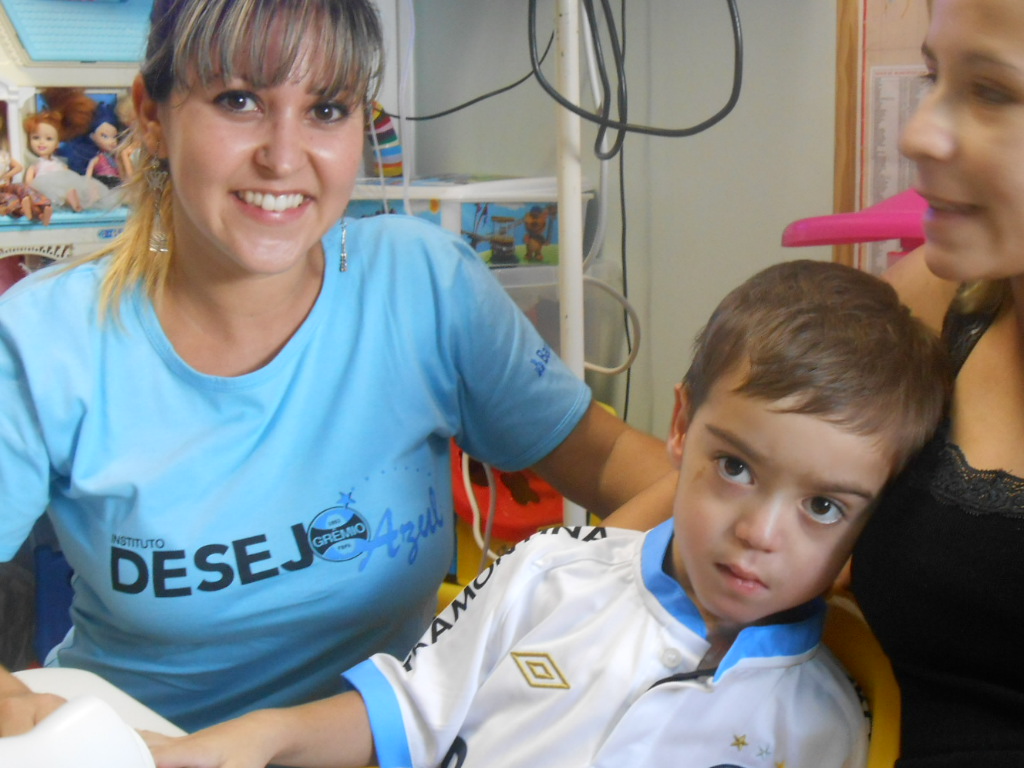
left=0, top=110, right=52, bottom=225
left=44, top=87, right=98, bottom=176
left=23, top=110, right=120, bottom=213
left=85, top=102, right=125, bottom=188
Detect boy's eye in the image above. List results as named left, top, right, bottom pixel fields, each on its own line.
left=803, top=496, right=844, bottom=525
left=215, top=91, right=259, bottom=113
left=716, top=456, right=753, bottom=485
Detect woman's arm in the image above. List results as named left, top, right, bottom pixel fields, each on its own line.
left=531, top=401, right=674, bottom=526
left=1, top=156, right=23, bottom=184
left=149, top=692, right=375, bottom=768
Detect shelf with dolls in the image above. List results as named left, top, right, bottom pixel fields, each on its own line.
left=0, top=82, right=131, bottom=291
left=0, top=0, right=139, bottom=294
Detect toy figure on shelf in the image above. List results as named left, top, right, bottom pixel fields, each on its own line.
left=43, top=87, right=99, bottom=176
left=365, top=101, right=403, bottom=178
left=0, top=187, right=54, bottom=226
left=23, top=111, right=121, bottom=213
left=0, top=128, right=18, bottom=188
left=0, top=112, right=52, bottom=226
left=523, top=204, right=556, bottom=262
left=84, top=102, right=124, bottom=188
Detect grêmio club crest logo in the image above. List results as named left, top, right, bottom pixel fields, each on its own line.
left=308, top=492, right=370, bottom=562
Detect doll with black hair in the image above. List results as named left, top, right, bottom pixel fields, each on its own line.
left=85, top=102, right=126, bottom=188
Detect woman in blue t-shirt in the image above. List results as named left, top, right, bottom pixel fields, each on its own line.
left=0, top=0, right=672, bottom=734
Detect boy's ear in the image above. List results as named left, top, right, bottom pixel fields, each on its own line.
left=667, top=383, right=691, bottom=468
left=132, top=74, right=164, bottom=157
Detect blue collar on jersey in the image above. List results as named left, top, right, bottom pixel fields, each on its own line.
left=640, top=519, right=825, bottom=680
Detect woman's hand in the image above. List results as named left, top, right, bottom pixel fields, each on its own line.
left=145, top=715, right=278, bottom=768
left=0, top=686, right=67, bottom=737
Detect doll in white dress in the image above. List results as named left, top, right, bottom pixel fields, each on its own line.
left=23, top=110, right=120, bottom=213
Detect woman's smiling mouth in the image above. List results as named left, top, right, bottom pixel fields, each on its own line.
left=238, top=190, right=308, bottom=212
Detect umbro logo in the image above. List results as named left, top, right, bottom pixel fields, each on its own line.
left=511, top=651, right=570, bottom=689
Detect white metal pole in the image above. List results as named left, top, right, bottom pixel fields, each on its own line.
left=556, top=0, right=587, bottom=527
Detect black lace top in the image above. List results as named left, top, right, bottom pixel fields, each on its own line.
left=852, top=305, right=1024, bottom=767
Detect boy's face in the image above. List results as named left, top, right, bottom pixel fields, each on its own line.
left=667, top=369, right=893, bottom=639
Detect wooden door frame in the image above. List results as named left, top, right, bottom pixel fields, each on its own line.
left=834, top=0, right=859, bottom=266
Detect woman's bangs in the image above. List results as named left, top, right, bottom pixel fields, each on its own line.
left=175, top=1, right=372, bottom=103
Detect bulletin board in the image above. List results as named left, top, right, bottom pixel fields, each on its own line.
left=835, top=0, right=929, bottom=272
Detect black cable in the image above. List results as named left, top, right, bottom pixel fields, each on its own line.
left=649, top=667, right=718, bottom=689
left=397, top=32, right=555, bottom=122
left=527, top=0, right=743, bottom=139
left=616, top=0, right=630, bottom=422
left=580, top=0, right=627, bottom=160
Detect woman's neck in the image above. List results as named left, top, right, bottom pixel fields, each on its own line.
left=155, top=245, right=325, bottom=376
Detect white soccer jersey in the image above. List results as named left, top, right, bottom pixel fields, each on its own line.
left=345, top=521, right=869, bottom=768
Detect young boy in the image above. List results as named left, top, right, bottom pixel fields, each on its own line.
left=149, top=260, right=950, bottom=768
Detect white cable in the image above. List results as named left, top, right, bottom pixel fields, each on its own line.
left=579, top=0, right=611, bottom=274
left=460, top=451, right=500, bottom=569
left=397, top=0, right=416, bottom=213
left=366, top=0, right=415, bottom=217
left=576, top=3, right=638, bottom=377
left=583, top=275, right=640, bottom=376
left=368, top=107, right=388, bottom=206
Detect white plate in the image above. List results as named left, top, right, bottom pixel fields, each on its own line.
left=14, top=667, right=184, bottom=736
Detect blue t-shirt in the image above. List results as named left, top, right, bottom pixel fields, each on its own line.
left=0, top=215, right=590, bottom=731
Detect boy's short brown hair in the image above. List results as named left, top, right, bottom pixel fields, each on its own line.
left=683, top=260, right=951, bottom=473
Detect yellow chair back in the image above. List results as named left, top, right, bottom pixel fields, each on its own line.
left=824, top=592, right=901, bottom=767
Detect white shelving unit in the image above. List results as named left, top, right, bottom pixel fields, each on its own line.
left=0, top=0, right=135, bottom=267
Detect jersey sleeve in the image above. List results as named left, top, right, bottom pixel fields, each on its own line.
left=342, top=533, right=563, bottom=768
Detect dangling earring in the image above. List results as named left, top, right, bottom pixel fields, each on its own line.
left=340, top=221, right=348, bottom=272
left=147, top=156, right=170, bottom=255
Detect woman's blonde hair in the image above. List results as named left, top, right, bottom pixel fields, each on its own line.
left=79, top=0, right=384, bottom=319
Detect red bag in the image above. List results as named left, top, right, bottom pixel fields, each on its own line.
left=450, top=442, right=564, bottom=544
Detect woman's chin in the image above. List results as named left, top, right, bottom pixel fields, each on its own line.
left=922, top=242, right=1006, bottom=284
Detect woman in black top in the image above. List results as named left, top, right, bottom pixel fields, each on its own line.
left=851, top=0, right=1024, bottom=764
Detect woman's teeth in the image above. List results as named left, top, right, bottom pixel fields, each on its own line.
left=240, top=191, right=305, bottom=212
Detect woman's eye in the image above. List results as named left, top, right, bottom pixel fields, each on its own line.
left=310, top=102, right=350, bottom=123
left=803, top=496, right=844, bottom=525
left=716, top=456, right=752, bottom=485
left=972, top=82, right=1015, bottom=106
left=216, top=91, right=259, bottom=113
